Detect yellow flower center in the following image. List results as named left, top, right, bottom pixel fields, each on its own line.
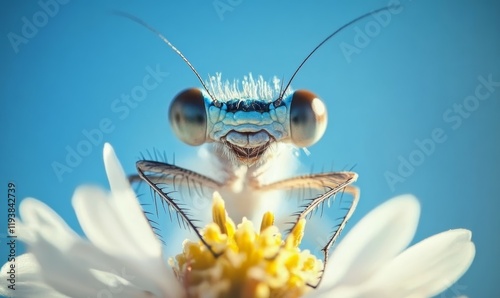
left=169, top=192, right=322, bottom=298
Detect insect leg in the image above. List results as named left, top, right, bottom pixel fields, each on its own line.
left=130, top=160, right=225, bottom=257
left=259, top=172, right=359, bottom=288
left=129, top=160, right=223, bottom=190
left=258, top=172, right=357, bottom=192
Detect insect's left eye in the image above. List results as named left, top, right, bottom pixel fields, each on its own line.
left=289, top=90, right=328, bottom=147
left=169, top=88, right=207, bottom=146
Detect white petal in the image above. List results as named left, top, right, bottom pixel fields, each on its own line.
left=0, top=144, right=184, bottom=298
left=0, top=254, right=67, bottom=298
left=362, top=229, right=475, bottom=297
left=73, top=143, right=183, bottom=297
left=101, top=143, right=163, bottom=258
left=321, top=195, right=420, bottom=289
left=18, top=198, right=180, bottom=297
left=72, top=186, right=148, bottom=259
left=313, top=286, right=362, bottom=298
left=103, top=142, right=132, bottom=195
left=18, top=198, right=79, bottom=248
left=33, top=234, right=171, bottom=298
left=72, top=186, right=181, bottom=297
left=17, top=200, right=122, bottom=297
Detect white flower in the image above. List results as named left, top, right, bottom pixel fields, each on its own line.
left=313, top=197, right=475, bottom=298
left=0, top=143, right=183, bottom=298
left=0, top=144, right=475, bottom=298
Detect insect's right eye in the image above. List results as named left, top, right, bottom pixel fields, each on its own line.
left=289, top=90, right=328, bottom=148
left=169, top=88, right=207, bottom=146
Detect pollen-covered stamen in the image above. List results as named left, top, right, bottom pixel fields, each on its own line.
left=212, top=192, right=228, bottom=235
left=260, top=211, right=274, bottom=233
left=170, top=192, right=323, bottom=298
left=287, top=219, right=306, bottom=249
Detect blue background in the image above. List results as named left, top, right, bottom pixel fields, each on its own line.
left=1, top=0, right=499, bottom=296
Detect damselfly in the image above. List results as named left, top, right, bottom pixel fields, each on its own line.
left=122, top=7, right=391, bottom=287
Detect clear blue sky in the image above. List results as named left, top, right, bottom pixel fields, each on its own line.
left=1, top=0, right=499, bottom=296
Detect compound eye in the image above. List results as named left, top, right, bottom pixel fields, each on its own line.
left=169, top=88, right=207, bottom=146
left=289, top=90, right=328, bottom=147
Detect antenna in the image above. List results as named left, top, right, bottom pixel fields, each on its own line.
left=113, top=11, right=221, bottom=107
left=274, top=5, right=400, bottom=106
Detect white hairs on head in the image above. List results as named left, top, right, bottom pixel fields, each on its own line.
left=205, top=73, right=293, bottom=102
